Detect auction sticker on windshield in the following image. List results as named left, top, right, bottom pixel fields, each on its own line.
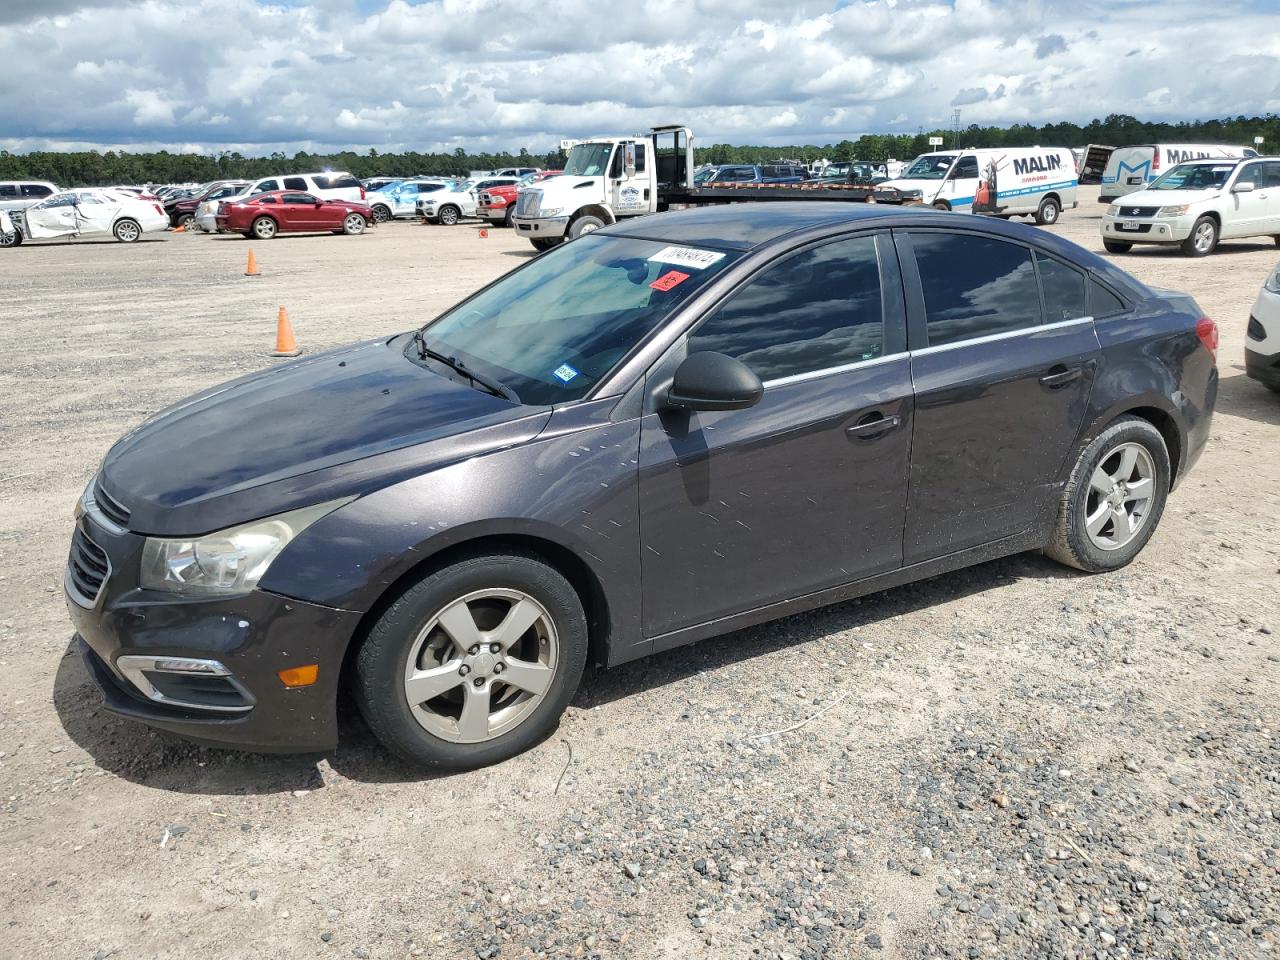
left=647, top=246, right=727, bottom=270
left=650, top=270, right=690, bottom=292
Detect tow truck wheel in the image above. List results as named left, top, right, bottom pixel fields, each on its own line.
left=531, top=237, right=560, bottom=251
left=568, top=215, right=606, bottom=240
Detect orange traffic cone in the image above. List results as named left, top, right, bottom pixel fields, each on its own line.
left=245, top=249, right=260, bottom=277
left=173, top=224, right=186, bottom=234
left=269, top=306, right=301, bottom=357
left=478, top=227, right=488, bottom=238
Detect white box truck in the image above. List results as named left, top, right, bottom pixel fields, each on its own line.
left=1099, top=143, right=1259, bottom=202
left=879, top=147, right=1079, bottom=224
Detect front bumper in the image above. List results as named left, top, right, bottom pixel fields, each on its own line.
left=478, top=206, right=507, bottom=222
left=65, top=509, right=362, bottom=753
left=1246, top=347, right=1280, bottom=388
left=1100, top=213, right=1192, bottom=245
left=512, top=216, right=570, bottom=239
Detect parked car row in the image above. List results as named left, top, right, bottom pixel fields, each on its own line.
left=476, top=171, right=562, bottom=227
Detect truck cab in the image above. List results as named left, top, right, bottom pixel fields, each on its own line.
left=513, top=129, right=690, bottom=250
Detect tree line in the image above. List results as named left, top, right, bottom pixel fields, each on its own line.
left=1, top=114, right=1275, bottom=186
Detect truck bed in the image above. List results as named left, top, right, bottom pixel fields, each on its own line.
left=660, top=182, right=923, bottom=206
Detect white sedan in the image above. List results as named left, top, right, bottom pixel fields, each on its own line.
left=11, top=189, right=169, bottom=244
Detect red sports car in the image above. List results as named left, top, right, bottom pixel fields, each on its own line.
left=216, top=190, right=374, bottom=239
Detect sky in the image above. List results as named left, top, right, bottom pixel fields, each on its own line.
left=0, top=0, right=1276, bottom=156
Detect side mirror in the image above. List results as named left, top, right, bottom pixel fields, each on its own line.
left=1232, top=181, right=1255, bottom=193
left=666, top=352, right=763, bottom=412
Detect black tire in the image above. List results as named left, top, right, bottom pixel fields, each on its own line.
left=1273, top=235, right=1280, bottom=248
left=1034, top=196, right=1060, bottom=225
left=932, top=201, right=950, bottom=212
left=113, top=218, right=141, bottom=243
left=503, top=206, right=515, bottom=228
left=438, top=205, right=461, bottom=226
left=1044, top=416, right=1171, bottom=573
left=342, top=213, right=367, bottom=236
left=568, top=214, right=606, bottom=240
left=1180, top=215, right=1218, bottom=257
left=251, top=216, right=277, bottom=240
left=176, top=213, right=194, bottom=228
left=1103, top=239, right=1132, bottom=254
left=355, top=552, right=588, bottom=770
left=530, top=237, right=561, bottom=251
left=371, top=204, right=392, bottom=224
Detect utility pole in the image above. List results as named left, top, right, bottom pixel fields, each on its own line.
left=952, top=109, right=961, bottom=149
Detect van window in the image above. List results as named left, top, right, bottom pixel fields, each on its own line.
left=283, top=177, right=307, bottom=191
left=688, top=235, right=884, bottom=382
left=1035, top=253, right=1087, bottom=323
left=911, top=233, right=1041, bottom=346
left=951, top=156, right=979, bottom=179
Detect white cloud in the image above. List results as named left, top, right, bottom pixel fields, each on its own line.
left=0, top=0, right=1276, bottom=153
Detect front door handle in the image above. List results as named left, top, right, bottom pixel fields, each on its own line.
left=845, top=413, right=901, bottom=441
left=1039, top=365, right=1083, bottom=389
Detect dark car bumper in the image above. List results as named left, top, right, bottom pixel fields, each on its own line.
left=1245, top=347, right=1280, bottom=389
left=66, top=517, right=363, bottom=752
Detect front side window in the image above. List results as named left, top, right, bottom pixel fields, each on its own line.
left=688, top=235, right=884, bottom=382
left=912, top=233, right=1041, bottom=346
left=1036, top=252, right=1087, bottom=323
left=283, top=193, right=317, bottom=204
left=421, top=235, right=739, bottom=405
left=39, top=194, right=77, bottom=208
left=951, top=156, right=979, bottom=179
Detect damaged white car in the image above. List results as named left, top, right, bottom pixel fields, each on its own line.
left=7, top=189, right=169, bottom=244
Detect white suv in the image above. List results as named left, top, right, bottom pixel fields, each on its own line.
left=1101, top=157, right=1280, bottom=257
left=200, top=171, right=365, bottom=232
left=417, top=177, right=521, bottom=225
left=0, top=180, right=58, bottom=212
left=1246, top=260, right=1280, bottom=393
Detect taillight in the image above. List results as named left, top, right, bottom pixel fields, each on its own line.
left=359, top=187, right=366, bottom=200
left=1152, top=150, right=1160, bottom=172
left=1196, top=316, right=1218, bottom=362
left=153, top=203, right=163, bottom=215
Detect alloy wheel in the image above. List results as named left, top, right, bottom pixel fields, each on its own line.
left=115, top=220, right=140, bottom=242
left=345, top=213, right=365, bottom=234
left=402, top=588, right=558, bottom=744
left=253, top=218, right=276, bottom=239
left=1193, top=220, right=1216, bottom=253
left=1083, top=442, right=1156, bottom=550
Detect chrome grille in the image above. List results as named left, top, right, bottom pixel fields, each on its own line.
left=1120, top=206, right=1158, bottom=218
left=67, top=527, right=110, bottom=607
left=515, top=191, right=539, bottom=218
left=93, top=480, right=131, bottom=529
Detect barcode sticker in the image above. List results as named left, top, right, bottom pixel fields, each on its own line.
left=646, top=246, right=726, bottom=270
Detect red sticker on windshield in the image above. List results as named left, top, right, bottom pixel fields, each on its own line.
left=650, top=270, right=690, bottom=292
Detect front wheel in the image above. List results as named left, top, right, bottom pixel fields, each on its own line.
left=530, top=237, right=561, bottom=251
left=0, top=227, right=21, bottom=248
left=1103, top=239, right=1132, bottom=254
left=371, top=204, right=392, bottom=224
left=113, top=218, right=141, bottom=243
left=355, top=553, right=588, bottom=770
left=342, top=213, right=367, bottom=236
left=1181, top=215, right=1218, bottom=257
left=503, top=207, right=515, bottom=228
left=1035, top=196, right=1060, bottom=225
left=568, top=214, right=606, bottom=240
left=438, top=205, right=461, bottom=226
left=251, top=216, right=277, bottom=240
left=1044, top=417, right=1170, bottom=572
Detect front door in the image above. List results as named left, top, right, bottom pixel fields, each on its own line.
left=610, top=141, right=650, bottom=218
left=899, top=230, right=1099, bottom=563
left=638, top=232, right=913, bottom=639
left=1225, top=161, right=1276, bottom=236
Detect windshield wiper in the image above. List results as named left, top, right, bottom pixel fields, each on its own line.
left=412, top=330, right=518, bottom=403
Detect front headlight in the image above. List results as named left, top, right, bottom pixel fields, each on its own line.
left=1106, top=203, right=1120, bottom=217
left=140, top=499, right=349, bottom=597
left=539, top=207, right=563, bottom=217
left=1265, top=266, right=1280, bottom=294
left=1157, top=204, right=1190, bottom=217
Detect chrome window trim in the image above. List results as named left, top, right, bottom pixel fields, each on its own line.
left=911, top=316, right=1094, bottom=357
left=762, top=351, right=907, bottom=389
left=115, top=656, right=256, bottom=714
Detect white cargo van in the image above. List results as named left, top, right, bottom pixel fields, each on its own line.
left=880, top=147, right=1078, bottom=224
left=1099, top=144, right=1257, bottom=202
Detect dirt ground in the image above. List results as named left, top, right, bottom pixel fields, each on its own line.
left=1, top=187, right=1277, bottom=960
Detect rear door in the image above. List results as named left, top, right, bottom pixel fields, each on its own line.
left=638, top=232, right=913, bottom=639
left=898, top=229, right=1099, bottom=563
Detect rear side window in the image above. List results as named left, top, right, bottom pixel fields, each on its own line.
left=0, top=185, right=16, bottom=198
left=283, top=177, right=307, bottom=191
left=688, top=235, right=884, bottom=382
left=251, top=179, right=279, bottom=195
left=1035, top=252, right=1087, bottom=323
left=315, top=174, right=361, bottom=189
left=22, top=184, right=52, bottom=198
left=1090, top=279, right=1129, bottom=318
left=911, top=233, right=1041, bottom=346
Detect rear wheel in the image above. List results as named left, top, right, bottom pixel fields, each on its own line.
left=342, top=213, right=367, bottom=236
left=1103, top=239, right=1133, bottom=254
left=113, top=218, right=141, bottom=243
left=251, top=216, right=277, bottom=240
left=1045, top=417, right=1170, bottom=572
left=438, top=205, right=461, bottom=226
left=355, top=553, right=588, bottom=770
left=1035, top=196, right=1060, bottom=225
left=176, top=213, right=194, bottom=229
left=1181, top=215, right=1218, bottom=257
left=932, top=201, right=950, bottom=212
left=371, top=204, right=392, bottom=224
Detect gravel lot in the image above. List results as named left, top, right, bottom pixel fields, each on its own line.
left=1, top=187, right=1277, bottom=959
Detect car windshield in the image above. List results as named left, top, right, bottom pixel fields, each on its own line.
left=904, top=154, right=958, bottom=180
left=416, top=234, right=739, bottom=405
left=563, top=142, right=614, bottom=177
left=1148, top=163, right=1237, bottom=190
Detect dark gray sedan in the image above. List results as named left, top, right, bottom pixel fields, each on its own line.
left=66, top=204, right=1218, bottom=769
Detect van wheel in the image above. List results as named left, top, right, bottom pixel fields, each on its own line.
left=1045, top=416, right=1170, bottom=573
left=251, top=216, right=277, bottom=240
left=932, top=201, right=950, bottom=212
left=1103, top=240, right=1132, bottom=254
left=568, top=214, right=606, bottom=239
left=355, top=553, right=588, bottom=770
left=1035, top=197, right=1060, bottom=225
left=1181, top=216, right=1218, bottom=257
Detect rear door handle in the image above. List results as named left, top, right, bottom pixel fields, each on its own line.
left=1039, top=365, right=1083, bottom=389
left=845, top=413, right=901, bottom=441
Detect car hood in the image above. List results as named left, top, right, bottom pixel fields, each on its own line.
left=1113, top=188, right=1219, bottom=207
left=100, top=336, right=551, bottom=536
